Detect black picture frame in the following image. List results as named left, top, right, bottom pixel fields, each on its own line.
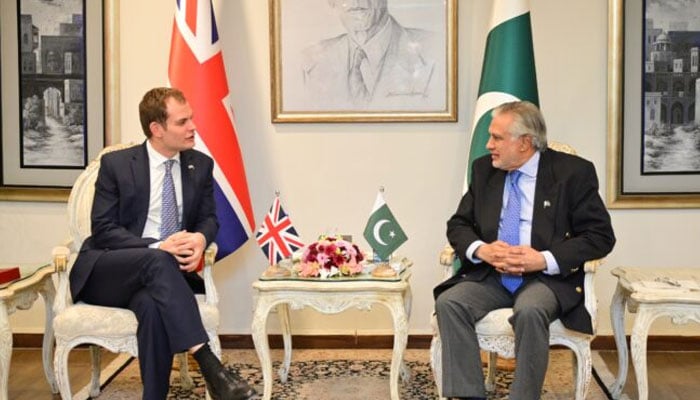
left=0, top=0, right=119, bottom=202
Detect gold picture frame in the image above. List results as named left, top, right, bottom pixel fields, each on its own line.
left=607, top=0, right=700, bottom=208
left=0, top=0, right=119, bottom=202
left=269, top=0, right=457, bottom=123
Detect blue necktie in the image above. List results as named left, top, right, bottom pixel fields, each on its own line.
left=499, top=170, right=523, bottom=293
left=160, top=159, right=179, bottom=240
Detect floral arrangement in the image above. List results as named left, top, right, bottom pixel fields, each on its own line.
left=295, top=235, right=365, bottom=278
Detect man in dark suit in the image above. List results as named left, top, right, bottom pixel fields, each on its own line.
left=69, top=88, right=255, bottom=400
left=434, top=101, right=615, bottom=400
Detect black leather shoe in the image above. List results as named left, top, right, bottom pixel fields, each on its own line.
left=194, top=343, right=257, bottom=400
left=202, top=365, right=256, bottom=400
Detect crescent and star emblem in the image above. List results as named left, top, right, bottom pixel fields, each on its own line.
left=372, top=219, right=391, bottom=246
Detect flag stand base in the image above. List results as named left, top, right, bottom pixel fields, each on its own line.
left=262, top=264, right=292, bottom=278
left=371, top=263, right=397, bottom=278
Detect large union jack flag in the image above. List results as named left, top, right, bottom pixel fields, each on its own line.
left=255, top=196, right=304, bottom=266
left=169, top=0, right=255, bottom=259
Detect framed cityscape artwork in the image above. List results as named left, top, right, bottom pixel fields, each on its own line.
left=0, top=0, right=119, bottom=202
left=608, top=0, right=700, bottom=208
left=269, top=0, right=458, bottom=123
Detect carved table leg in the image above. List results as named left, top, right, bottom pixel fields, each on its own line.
left=0, top=302, right=11, bottom=400
left=388, top=294, right=409, bottom=400
left=277, top=303, right=292, bottom=382
left=400, top=286, right=413, bottom=382
left=630, top=304, right=662, bottom=400
left=609, top=283, right=628, bottom=399
left=251, top=296, right=274, bottom=400
left=39, top=277, right=58, bottom=393
left=403, top=285, right=413, bottom=329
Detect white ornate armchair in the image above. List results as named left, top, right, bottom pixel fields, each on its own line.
left=429, top=142, right=604, bottom=400
left=51, top=143, right=221, bottom=399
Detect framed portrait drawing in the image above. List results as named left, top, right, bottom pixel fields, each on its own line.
left=608, top=0, right=700, bottom=208
left=0, top=0, right=119, bottom=202
left=269, top=0, right=457, bottom=123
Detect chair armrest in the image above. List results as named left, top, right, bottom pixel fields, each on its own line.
left=51, top=241, right=221, bottom=312
left=439, top=245, right=458, bottom=280
left=52, top=245, right=73, bottom=315
left=201, top=242, right=219, bottom=306
left=583, top=258, right=603, bottom=274
left=439, top=245, right=455, bottom=266
left=582, top=258, right=605, bottom=334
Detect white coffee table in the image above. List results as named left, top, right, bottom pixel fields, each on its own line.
left=251, top=269, right=412, bottom=400
left=609, top=267, right=700, bottom=400
left=0, top=263, right=57, bottom=400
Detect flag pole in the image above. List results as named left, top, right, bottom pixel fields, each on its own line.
left=372, top=185, right=385, bottom=263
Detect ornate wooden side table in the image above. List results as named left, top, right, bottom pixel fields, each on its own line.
left=251, top=269, right=412, bottom=400
left=609, top=267, right=700, bottom=400
left=0, top=263, right=57, bottom=400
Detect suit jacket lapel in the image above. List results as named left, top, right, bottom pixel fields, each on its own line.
left=180, top=151, right=195, bottom=229
left=483, top=169, right=506, bottom=241
left=531, top=150, right=559, bottom=249
left=132, top=144, right=151, bottom=235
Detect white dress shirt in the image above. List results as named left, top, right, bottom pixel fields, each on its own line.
left=466, top=151, right=561, bottom=275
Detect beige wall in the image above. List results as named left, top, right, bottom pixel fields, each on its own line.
left=6, top=0, right=700, bottom=337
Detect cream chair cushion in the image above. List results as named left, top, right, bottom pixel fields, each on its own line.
left=54, top=302, right=219, bottom=339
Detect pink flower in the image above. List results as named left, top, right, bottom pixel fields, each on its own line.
left=299, top=235, right=365, bottom=277
left=316, top=252, right=330, bottom=267
left=297, top=261, right=320, bottom=277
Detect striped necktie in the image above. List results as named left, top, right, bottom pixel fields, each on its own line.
left=348, top=47, right=369, bottom=102
left=160, top=159, right=179, bottom=240
left=499, top=170, right=523, bottom=293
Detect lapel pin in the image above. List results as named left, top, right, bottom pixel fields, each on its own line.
left=543, top=200, right=551, bottom=208
left=188, top=164, right=195, bottom=170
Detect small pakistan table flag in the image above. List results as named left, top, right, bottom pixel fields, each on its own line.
left=363, top=191, right=407, bottom=261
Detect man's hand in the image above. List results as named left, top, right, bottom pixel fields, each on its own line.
left=475, top=240, right=510, bottom=268
left=476, top=241, right=546, bottom=275
left=159, top=231, right=207, bottom=272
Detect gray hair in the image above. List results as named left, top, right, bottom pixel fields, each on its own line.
left=492, top=101, right=548, bottom=151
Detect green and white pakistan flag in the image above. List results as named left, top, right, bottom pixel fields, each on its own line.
left=363, top=192, right=407, bottom=261
left=465, top=0, right=539, bottom=191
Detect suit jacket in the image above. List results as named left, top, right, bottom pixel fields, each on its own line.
left=434, top=149, right=615, bottom=334
left=301, top=16, right=443, bottom=110
left=69, top=142, right=219, bottom=301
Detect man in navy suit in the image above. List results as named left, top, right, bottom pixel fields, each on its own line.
left=69, top=87, right=255, bottom=400
left=434, top=101, right=615, bottom=400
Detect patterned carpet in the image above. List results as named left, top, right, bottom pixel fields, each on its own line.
left=76, top=349, right=610, bottom=399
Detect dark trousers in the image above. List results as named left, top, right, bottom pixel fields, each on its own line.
left=79, top=248, right=209, bottom=400
left=435, top=273, right=560, bottom=400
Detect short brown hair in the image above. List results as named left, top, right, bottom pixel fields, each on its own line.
left=138, top=87, right=187, bottom=138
